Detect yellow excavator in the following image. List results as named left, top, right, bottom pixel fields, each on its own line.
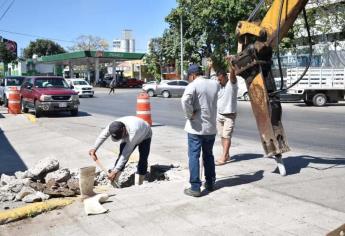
left=232, top=0, right=311, bottom=175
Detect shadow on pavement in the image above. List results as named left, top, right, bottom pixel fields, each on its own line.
left=0, top=128, right=27, bottom=175
left=151, top=124, right=165, bottom=127
left=281, top=155, right=345, bottom=175
left=215, top=170, right=264, bottom=191
left=230, top=153, right=263, bottom=163
left=26, top=111, right=92, bottom=118
left=294, top=103, right=345, bottom=107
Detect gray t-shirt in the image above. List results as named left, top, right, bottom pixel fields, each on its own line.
left=181, top=76, right=219, bottom=135
left=217, top=80, right=238, bottom=114
left=93, top=116, right=152, bottom=171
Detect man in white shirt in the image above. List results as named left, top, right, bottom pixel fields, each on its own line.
left=181, top=64, right=220, bottom=197
left=215, top=67, right=238, bottom=165
left=88, top=116, right=152, bottom=185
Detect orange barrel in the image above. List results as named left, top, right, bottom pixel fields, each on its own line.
left=136, top=92, right=152, bottom=126
left=8, top=87, right=21, bottom=114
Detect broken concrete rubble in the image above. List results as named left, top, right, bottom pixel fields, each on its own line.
left=10, top=179, right=31, bottom=192
left=28, top=157, right=59, bottom=178
left=0, top=174, right=16, bottom=186
left=0, top=159, right=78, bottom=204
left=43, top=185, right=76, bottom=197
left=36, top=191, right=50, bottom=201
left=45, top=168, right=71, bottom=183
left=29, top=182, right=45, bottom=192
left=15, top=186, right=36, bottom=201
left=93, top=163, right=137, bottom=188
left=0, top=158, right=182, bottom=207
left=22, top=191, right=49, bottom=203
left=14, top=171, right=28, bottom=179
left=67, top=178, right=80, bottom=195
left=95, top=171, right=110, bottom=186
left=0, top=191, right=15, bottom=202
left=117, top=163, right=136, bottom=188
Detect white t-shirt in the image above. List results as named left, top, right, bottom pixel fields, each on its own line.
left=217, top=80, right=238, bottom=114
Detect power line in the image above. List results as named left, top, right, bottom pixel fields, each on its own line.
left=0, top=0, right=10, bottom=12
left=0, top=27, right=150, bottom=52
left=0, top=0, right=15, bottom=22
left=0, top=29, right=75, bottom=43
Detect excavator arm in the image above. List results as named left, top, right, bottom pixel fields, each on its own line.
left=232, top=0, right=309, bottom=175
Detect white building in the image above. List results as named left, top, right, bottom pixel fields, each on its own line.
left=112, top=30, right=136, bottom=53
left=276, top=0, right=345, bottom=68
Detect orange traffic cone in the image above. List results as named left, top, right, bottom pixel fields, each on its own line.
left=8, top=87, right=21, bottom=114
left=136, top=92, right=152, bottom=126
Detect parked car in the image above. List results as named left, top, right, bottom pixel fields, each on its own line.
left=65, top=78, right=94, bottom=97
left=237, top=78, right=250, bottom=101
left=0, top=76, right=26, bottom=106
left=237, top=76, right=301, bottom=102
left=126, top=78, right=144, bottom=88
left=20, top=76, right=80, bottom=117
left=142, top=80, right=189, bottom=98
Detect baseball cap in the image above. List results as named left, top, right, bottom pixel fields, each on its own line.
left=187, top=64, right=202, bottom=76
left=109, top=121, right=125, bottom=140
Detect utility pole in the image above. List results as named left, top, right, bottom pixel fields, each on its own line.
left=180, top=14, right=184, bottom=80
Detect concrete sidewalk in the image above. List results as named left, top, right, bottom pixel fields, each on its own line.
left=0, top=108, right=344, bottom=235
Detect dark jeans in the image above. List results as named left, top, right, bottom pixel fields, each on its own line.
left=114, top=138, right=151, bottom=175
left=187, top=133, right=216, bottom=192
left=109, top=87, right=115, bottom=94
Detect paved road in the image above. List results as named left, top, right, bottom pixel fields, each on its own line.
left=80, top=88, right=345, bottom=157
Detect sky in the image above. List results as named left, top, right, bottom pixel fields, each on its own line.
left=0, top=0, right=177, bottom=55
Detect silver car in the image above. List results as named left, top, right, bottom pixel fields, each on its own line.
left=142, top=80, right=189, bottom=98
left=0, top=76, right=26, bottom=106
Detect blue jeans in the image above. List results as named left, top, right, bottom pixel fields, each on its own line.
left=187, top=133, right=216, bottom=192
left=114, top=138, right=151, bottom=175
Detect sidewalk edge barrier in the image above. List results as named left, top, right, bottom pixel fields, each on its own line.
left=0, top=198, right=75, bottom=225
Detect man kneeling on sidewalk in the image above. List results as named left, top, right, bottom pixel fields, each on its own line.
left=88, top=116, right=152, bottom=186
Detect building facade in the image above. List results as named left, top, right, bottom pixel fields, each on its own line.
left=112, top=30, right=136, bottom=53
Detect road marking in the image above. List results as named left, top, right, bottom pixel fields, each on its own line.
left=26, top=114, right=37, bottom=123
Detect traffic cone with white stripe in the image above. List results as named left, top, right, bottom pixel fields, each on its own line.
left=136, top=92, right=152, bottom=126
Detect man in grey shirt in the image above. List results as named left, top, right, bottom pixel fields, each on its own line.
left=181, top=64, right=219, bottom=197
left=88, top=116, right=152, bottom=185
left=215, top=67, right=238, bottom=165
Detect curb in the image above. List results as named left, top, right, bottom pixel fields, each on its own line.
left=0, top=198, right=75, bottom=225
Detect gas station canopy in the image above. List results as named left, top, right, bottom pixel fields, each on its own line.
left=37, top=50, right=145, bottom=66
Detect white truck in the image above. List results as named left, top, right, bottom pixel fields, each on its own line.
left=65, top=78, right=94, bottom=98
left=287, top=67, right=345, bottom=106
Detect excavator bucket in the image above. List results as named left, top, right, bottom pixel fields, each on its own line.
left=245, top=71, right=290, bottom=157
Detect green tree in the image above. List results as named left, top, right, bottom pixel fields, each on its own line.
left=69, top=35, right=109, bottom=51
left=23, top=39, right=66, bottom=59
left=144, top=38, right=163, bottom=80
left=165, top=0, right=259, bottom=72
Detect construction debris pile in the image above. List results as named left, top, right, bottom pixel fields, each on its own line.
left=0, top=158, right=80, bottom=203
left=94, top=163, right=182, bottom=187
left=0, top=157, right=182, bottom=204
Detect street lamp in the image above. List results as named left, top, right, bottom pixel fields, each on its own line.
left=180, top=14, right=184, bottom=80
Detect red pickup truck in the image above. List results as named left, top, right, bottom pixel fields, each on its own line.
left=126, top=78, right=144, bottom=88
left=20, top=76, right=80, bottom=117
